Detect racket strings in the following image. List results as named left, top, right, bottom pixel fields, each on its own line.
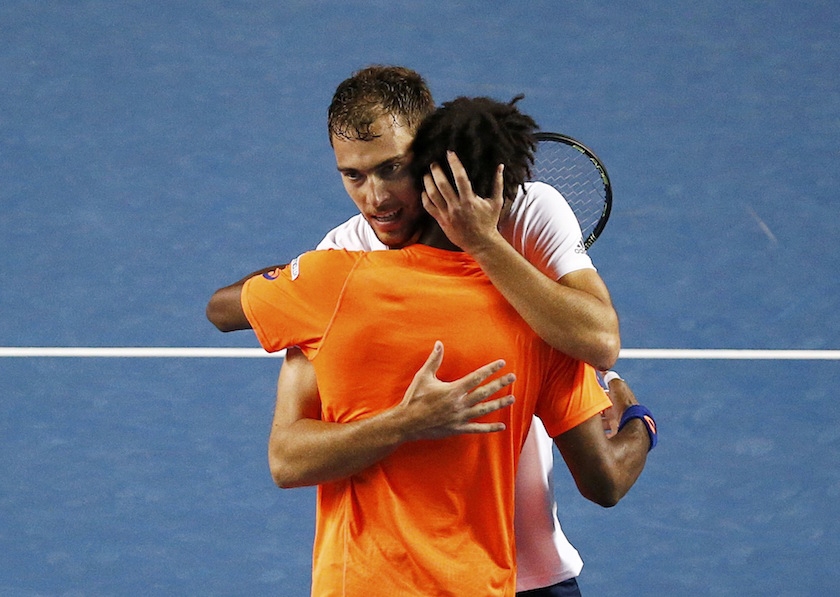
left=533, top=142, right=608, bottom=247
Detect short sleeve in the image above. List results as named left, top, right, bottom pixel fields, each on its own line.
left=534, top=358, right=612, bottom=438
left=499, top=182, right=595, bottom=280
left=241, top=250, right=358, bottom=354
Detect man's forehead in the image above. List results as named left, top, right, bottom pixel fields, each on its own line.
left=332, top=117, right=415, bottom=170
left=334, top=114, right=413, bottom=142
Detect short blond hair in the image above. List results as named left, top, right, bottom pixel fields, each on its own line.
left=327, top=65, right=435, bottom=144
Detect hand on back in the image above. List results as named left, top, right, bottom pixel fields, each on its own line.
left=397, top=341, right=516, bottom=441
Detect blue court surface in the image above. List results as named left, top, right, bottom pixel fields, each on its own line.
left=2, top=1, right=839, bottom=595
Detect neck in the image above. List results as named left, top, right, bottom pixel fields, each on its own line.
left=415, top=195, right=514, bottom=251
left=417, top=221, right=462, bottom=251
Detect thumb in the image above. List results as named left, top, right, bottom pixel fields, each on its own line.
left=417, top=341, right=444, bottom=379
left=400, top=342, right=445, bottom=407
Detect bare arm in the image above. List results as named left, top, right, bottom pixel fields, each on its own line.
left=205, top=265, right=285, bottom=332
left=553, top=376, right=651, bottom=507
left=269, top=342, right=516, bottom=488
left=469, top=239, right=619, bottom=370
left=421, top=153, right=620, bottom=370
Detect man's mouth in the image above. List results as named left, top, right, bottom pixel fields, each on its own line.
left=370, top=209, right=401, bottom=224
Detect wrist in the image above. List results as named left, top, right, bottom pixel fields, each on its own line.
left=603, top=371, right=623, bottom=386
left=618, top=404, right=658, bottom=451
left=374, top=404, right=417, bottom=446
left=465, top=229, right=513, bottom=264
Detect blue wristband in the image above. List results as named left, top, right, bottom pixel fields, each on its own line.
left=618, top=404, right=658, bottom=451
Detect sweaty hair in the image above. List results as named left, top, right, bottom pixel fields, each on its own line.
left=327, top=65, right=435, bottom=144
left=409, top=95, right=538, bottom=202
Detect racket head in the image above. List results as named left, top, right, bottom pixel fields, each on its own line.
left=532, top=132, right=613, bottom=248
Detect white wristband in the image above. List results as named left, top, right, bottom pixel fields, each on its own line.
left=603, top=371, right=623, bottom=385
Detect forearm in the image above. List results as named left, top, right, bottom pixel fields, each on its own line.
left=555, top=376, right=654, bottom=507
left=590, top=419, right=649, bottom=506
left=421, top=153, right=619, bottom=367
left=469, top=234, right=620, bottom=370
left=269, top=342, right=514, bottom=489
left=269, top=407, right=409, bottom=488
left=555, top=415, right=649, bottom=507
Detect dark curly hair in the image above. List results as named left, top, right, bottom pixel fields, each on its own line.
left=409, top=95, right=538, bottom=202
left=328, top=65, right=435, bottom=144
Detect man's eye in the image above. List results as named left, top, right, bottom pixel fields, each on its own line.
left=381, top=163, right=402, bottom=178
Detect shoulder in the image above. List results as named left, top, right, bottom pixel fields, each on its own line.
left=507, top=182, right=579, bottom=226
left=296, top=249, right=365, bottom=278
left=498, top=182, right=593, bottom=279
left=247, top=250, right=362, bottom=293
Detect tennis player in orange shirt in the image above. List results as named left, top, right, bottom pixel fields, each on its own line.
left=208, top=67, right=645, bottom=597
left=229, top=95, right=657, bottom=596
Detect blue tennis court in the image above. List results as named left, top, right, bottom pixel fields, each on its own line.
left=2, top=1, right=839, bottom=595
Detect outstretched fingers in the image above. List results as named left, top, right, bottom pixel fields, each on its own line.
left=452, top=360, right=516, bottom=433
left=461, top=367, right=515, bottom=407
left=400, top=343, right=516, bottom=439
left=459, top=394, right=516, bottom=433
left=452, top=357, right=509, bottom=395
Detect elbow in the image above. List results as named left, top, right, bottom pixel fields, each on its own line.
left=596, top=333, right=621, bottom=371
left=587, top=487, right=623, bottom=508
left=581, top=334, right=620, bottom=372
left=205, top=306, right=228, bottom=332
left=562, top=313, right=621, bottom=371
left=269, top=456, right=305, bottom=489
left=576, top=466, right=633, bottom=508
left=588, top=317, right=621, bottom=370
left=206, top=292, right=237, bottom=332
left=268, top=437, right=312, bottom=489
left=271, top=470, right=299, bottom=490
left=580, top=480, right=625, bottom=508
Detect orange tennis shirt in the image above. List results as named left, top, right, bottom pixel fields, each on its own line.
left=242, top=245, right=610, bottom=597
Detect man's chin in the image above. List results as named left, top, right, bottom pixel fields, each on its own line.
left=378, top=233, right=414, bottom=249
left=372, top=214, right=430, bottom=249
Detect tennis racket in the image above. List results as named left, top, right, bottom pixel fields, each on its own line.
left=533, top=132, right=613, bottom=249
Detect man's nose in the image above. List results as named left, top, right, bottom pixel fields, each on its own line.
left=367, top=177, right=389, bottom=207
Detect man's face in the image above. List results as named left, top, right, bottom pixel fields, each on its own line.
left=332, top=116, right=427, bottom=249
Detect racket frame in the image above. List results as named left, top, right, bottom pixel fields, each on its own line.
left=533, top=131, right=613, bottom=249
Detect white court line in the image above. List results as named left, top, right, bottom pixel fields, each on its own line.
left=0, top=347, right=839, bottom=360
left=0, top=347, right=284, bottom=358
left=619, top=349, right=840, bottom=360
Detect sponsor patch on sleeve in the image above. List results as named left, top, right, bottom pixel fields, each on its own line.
left=261, top=256, right=301, bottom=281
